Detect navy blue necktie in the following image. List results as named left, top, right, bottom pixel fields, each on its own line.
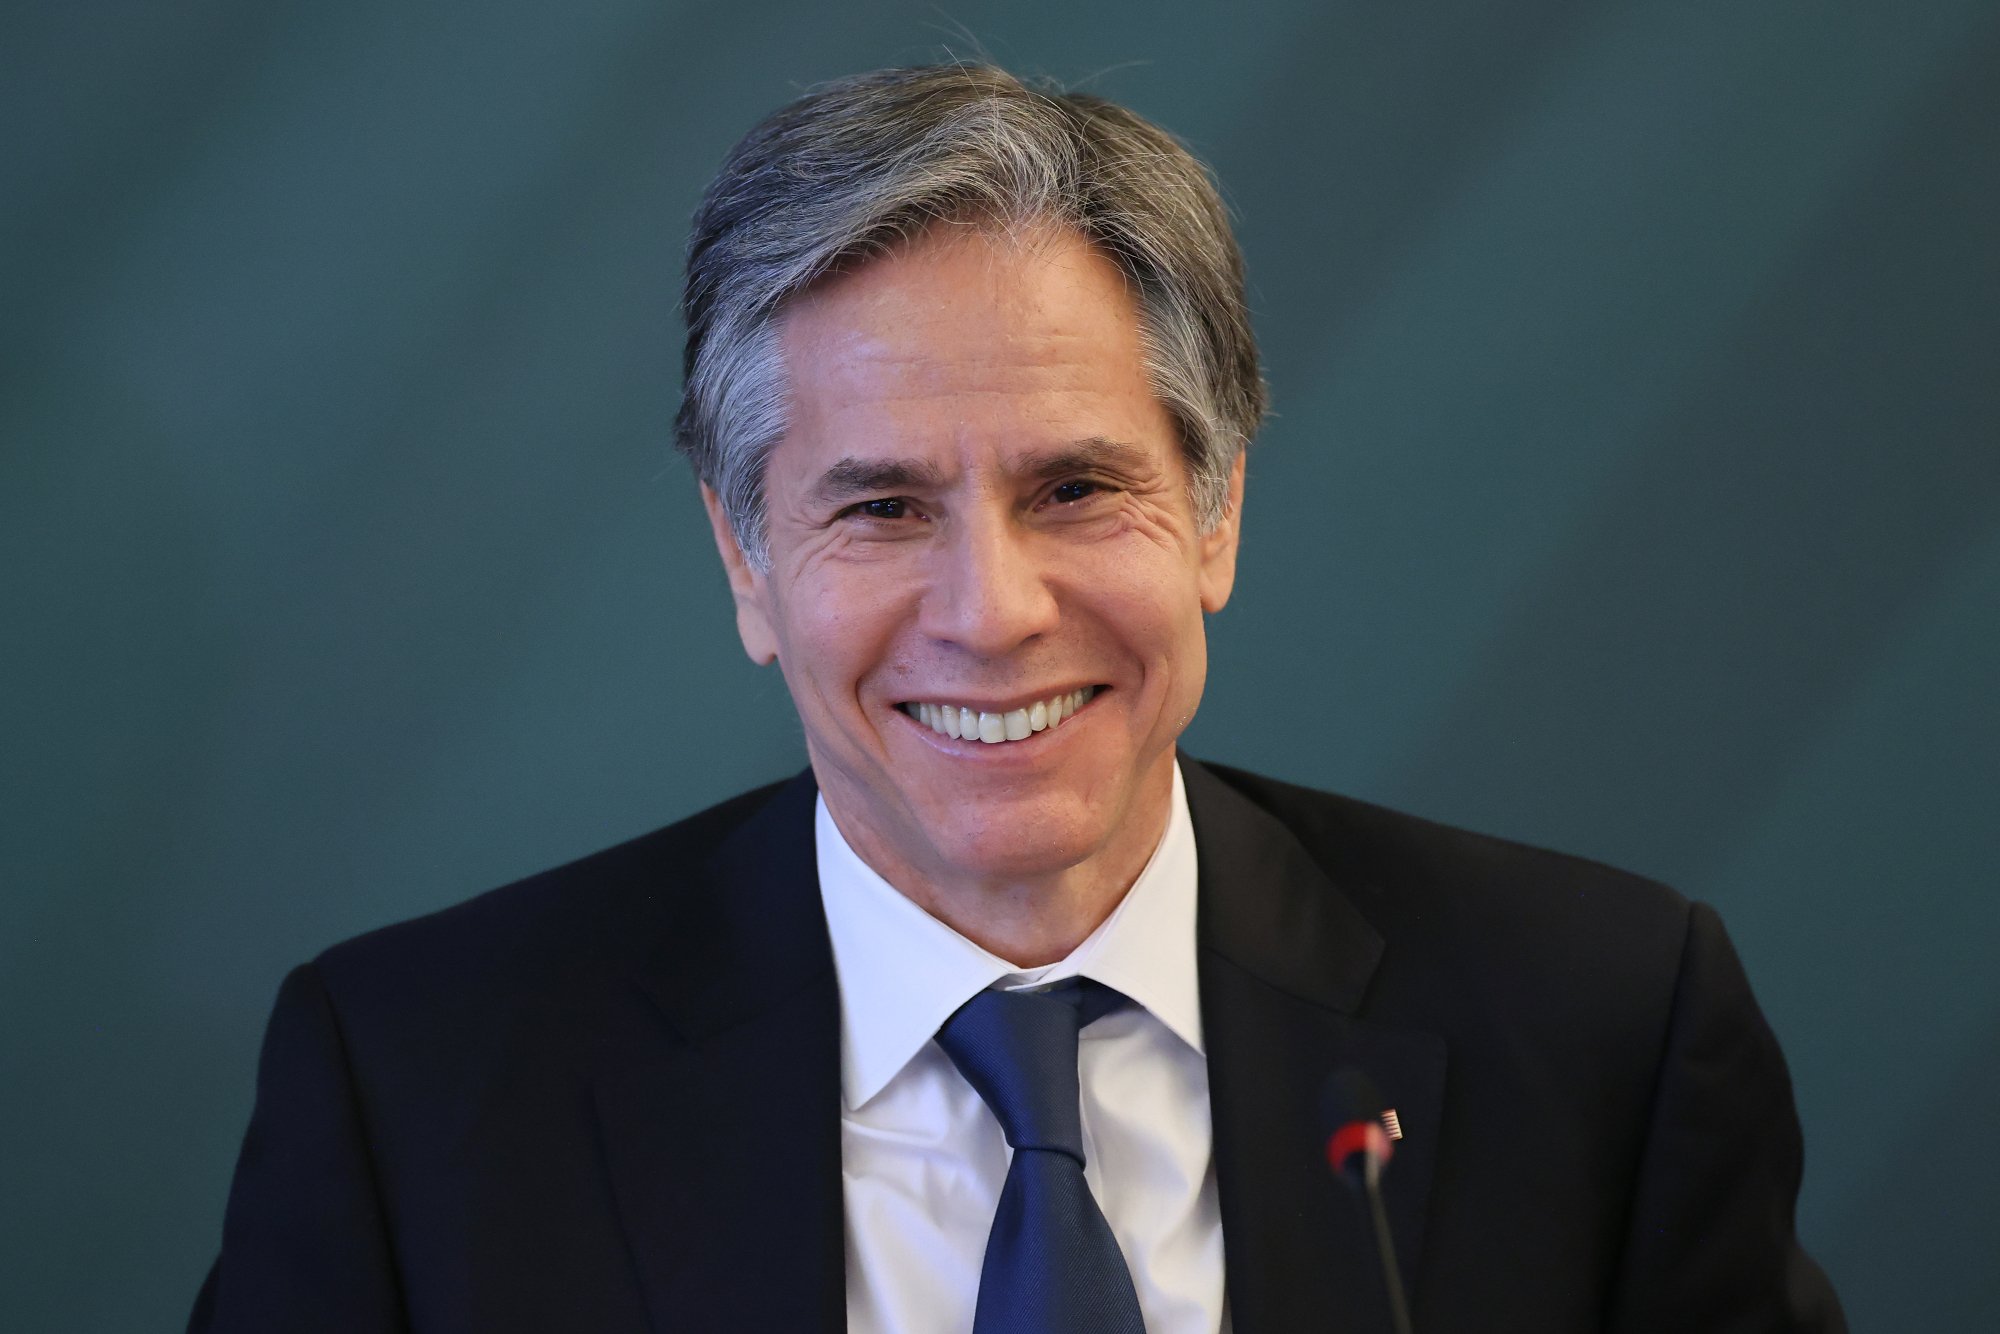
left=935, top=980, right=1147, bottom=1334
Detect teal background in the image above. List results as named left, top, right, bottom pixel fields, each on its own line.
left=3, top=2, right=1995, bottom=1328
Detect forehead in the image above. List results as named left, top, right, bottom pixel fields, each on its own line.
left=769, top=224, right=1175, bottom=480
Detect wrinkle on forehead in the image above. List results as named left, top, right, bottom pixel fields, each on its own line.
left=780, top=222, right=1142, bottom=374
left=785, top=239, right=1155, bottom=418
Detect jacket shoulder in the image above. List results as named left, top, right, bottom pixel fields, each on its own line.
left=1194, top=760, right=1696, bottom=1007
left=310, top=776, right=796, bottom=1019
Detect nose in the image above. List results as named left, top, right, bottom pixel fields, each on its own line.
left=918, top=510, right=1060, bottom=656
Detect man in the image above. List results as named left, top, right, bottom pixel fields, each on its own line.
left=191, top=65, right=1845, bottom=1332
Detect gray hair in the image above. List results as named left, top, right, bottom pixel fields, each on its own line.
left=676, top=64, right=1266, bottom=569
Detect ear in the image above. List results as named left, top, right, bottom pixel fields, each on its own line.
left=700, top=483, right=779, bottom=665
left=1197, top=450, right=1247, bottom=614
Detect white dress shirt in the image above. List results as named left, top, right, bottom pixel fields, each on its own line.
left=816, top=761, right=1227, bottom=1334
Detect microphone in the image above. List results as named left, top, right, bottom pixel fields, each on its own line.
left=1320, top=1068, right=1415, bottom=1334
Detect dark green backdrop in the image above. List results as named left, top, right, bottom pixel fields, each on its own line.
left=4, top=2, right=1996, bottom=1328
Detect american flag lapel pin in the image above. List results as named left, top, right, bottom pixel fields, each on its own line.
left=1380, top=1108, right=1404, bottom=1141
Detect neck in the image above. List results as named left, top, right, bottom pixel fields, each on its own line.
left=823, top=763, right=1176, bottom=968
left=909, top=862, right=1147, bottom=968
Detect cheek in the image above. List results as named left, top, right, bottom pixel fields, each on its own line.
left=1071, top=543, right=1208, bottom=661
left=769, top=569, right=916, bottom=703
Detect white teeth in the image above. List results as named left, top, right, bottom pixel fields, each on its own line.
left=905, top=687, right=1097, bottom=745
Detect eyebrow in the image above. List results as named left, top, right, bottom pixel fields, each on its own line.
left=808, top=457, right=949, bottom=506
left=807, top=437, right=1153, bottom=505
left=1019, top=436, right=1154, bottom=483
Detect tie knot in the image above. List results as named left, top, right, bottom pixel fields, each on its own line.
left=935, top=980, right=1122, bottom=1160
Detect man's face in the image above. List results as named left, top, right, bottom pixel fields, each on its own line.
left=705, top=224, right=1243, bottom=893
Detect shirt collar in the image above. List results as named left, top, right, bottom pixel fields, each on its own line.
left=816, top=761, right=1204, bottom=1112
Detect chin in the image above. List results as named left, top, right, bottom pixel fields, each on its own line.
left=935, top=829, right=1108, bottom=884
left=911, top=789, right=1112, bottom=882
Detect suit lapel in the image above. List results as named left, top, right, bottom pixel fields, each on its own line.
left=587, top=772, right=846, bottom=1334
left=1185, top=760, right=1447, bottom=1334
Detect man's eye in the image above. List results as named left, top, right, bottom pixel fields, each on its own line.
left=1050, top=480, right=1102, bottom=505
left=852, top=497, right=908, bottom=520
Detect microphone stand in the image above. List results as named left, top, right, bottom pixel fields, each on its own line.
left=1362, top=1151, right=1414, bottom=1334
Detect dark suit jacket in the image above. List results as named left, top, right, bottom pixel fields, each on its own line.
left=190, top=759, right=1844, bottom=1332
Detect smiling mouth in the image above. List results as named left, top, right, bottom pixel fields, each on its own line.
left=898, top=686, right=1100, bottom=744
